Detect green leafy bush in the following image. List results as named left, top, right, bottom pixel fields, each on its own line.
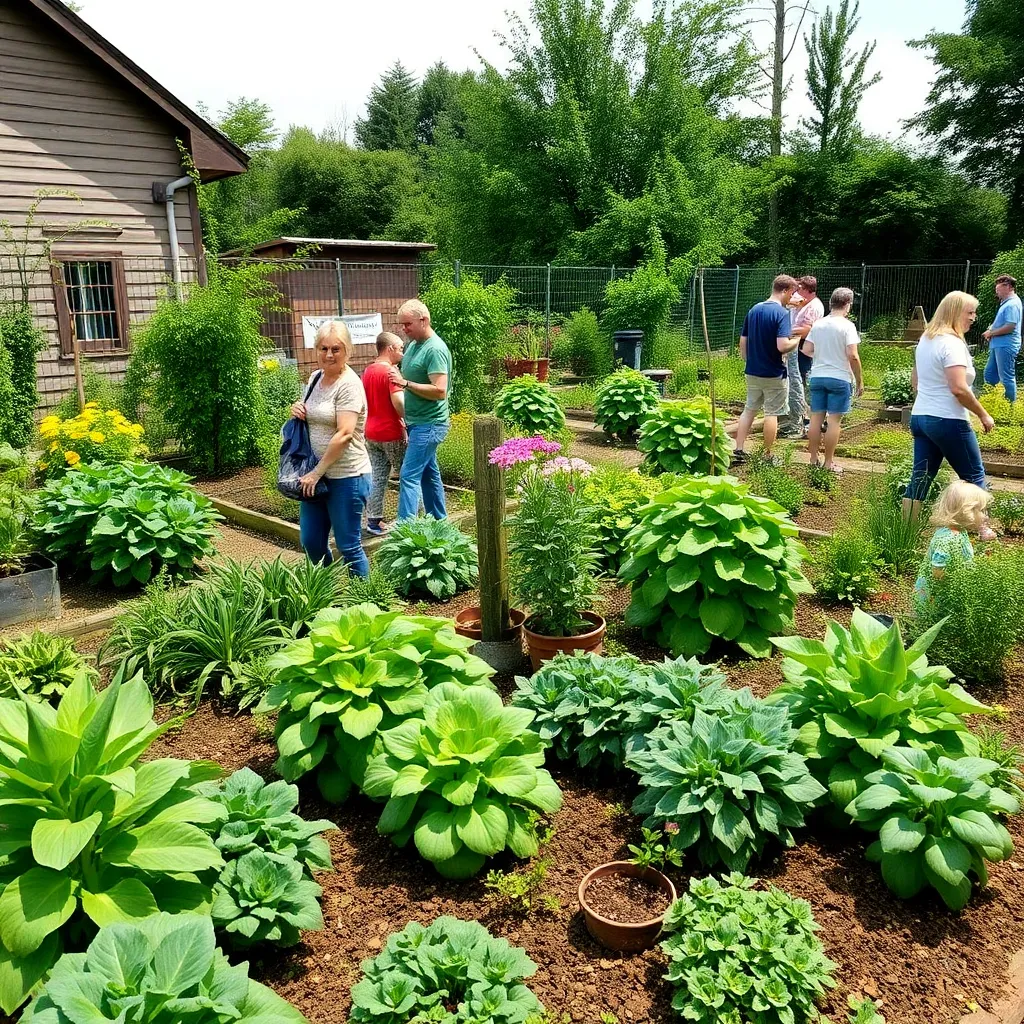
left=976, top=727, right=1024, bottom=800
left=347, top=563, right=402, bottom=610
left=34, top=462, right=221, bottom=587
left=768, top=610, right=988, bottom=812
left=375, top=515, right=478, bottom=599
left=991, top=491, right=1024, bottom=535
left=593, top=367, right=660, bottom=438
left=0, top=665, right=225, bottom=1013
left=666, top=360, right=699, bottom=398
left=257, top=604, right=494, bottom=802
left=0, top=304, right=44, bottom=449
left=621, top=476, right=812, bottom=658
left=846, top=746, right=1017, bottom=910
left=579, top=465, right=663, bottom=573
left=255, top=356, right=301, bottom=434
left=494, top=375, right=567, bottom=436
left=601, top=251, right=680, bottom=368
left=805, top=463, right=839, bottom=495
left=554, top=307, right=611, bottom=377
left=880, top=366, right=914, bottom=406
left=0, top=630, right=96, bottom=701
left=437, top=411, right=476, bottom=486
left=20, top=913, right=309, bottom=1023
left=53, top=364, right=125, bottom=422
left=660, top=874, right=836, bottom=1024
left=628, top=705, right=825, bottom=870
left=363, top=683, right=562, bottom=877
left=637, top=399, right=731, bottom=476
left=555, top=383, right=599, bottom=411
left=748, top=448, right=805, bottom=517
left=813, top=529, right=880, bottom=604
left=349, top=917, right=542, bottom=1023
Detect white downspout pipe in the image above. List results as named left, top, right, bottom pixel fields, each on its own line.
left=155, top=175, right=193, bottom=296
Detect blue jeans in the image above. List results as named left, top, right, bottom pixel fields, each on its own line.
left=783, top=348, right=806, bottom=430
left=398, top=423, right=449, bottom=520
left=905, top=415, right=987, bottom=501
left=299, top=473, right=371, bottom=576
left=984, top=347, right=1019, bottom=402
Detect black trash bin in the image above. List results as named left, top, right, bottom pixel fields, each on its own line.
left=613, top=330, right=644, bottom=370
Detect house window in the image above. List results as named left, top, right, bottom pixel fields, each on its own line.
left=51, top=254, right=129, bottom=356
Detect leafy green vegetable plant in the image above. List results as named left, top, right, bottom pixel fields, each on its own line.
left=257, top=604, right=494, bottom=803
left=0, top=665, right=225, bottom=1014
left=621, top=475, right=812, bottom=658
left=20, top=912, right=309, bottom=1023
left=628, top=705, right=825, bottom=870
left=628, top=826, right=684, bottom=871
left=845, top=746, right=1018, bottom=910
left=494, top=375, right=567, bottom=436
left=484, top=859, right=560, bottom=915
left=579, top=465, right=664, bottom=573
left=375, top=516, right=478, bottom=599
left=813, top=529, right=880, bottom=604
left=349, top=916, right=543, bottom=1024
left=363, top=683, right=562, bottom=878
left=879, top=366, right=914, bottom=406
left=594, top=367, right=660, bottom=438
left=660, top=874, right=837, bottom=1024
left=0, top=631, right=96, bottom=702
left=637, top=399, right=731, bottom=476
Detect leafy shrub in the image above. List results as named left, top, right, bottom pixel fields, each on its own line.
left=628, top=705, right=825, bottom=870
left=805, top=463, right=838, bottom=495
left=375, top=515, right=478, bottom=599
left=0, top=630, right=95, bottom=702
left=879, top=366, right=914, bottom=406
left=709, top=354, right=748, bottom=405
left=437, top=411, right=476, bottom=486
left=976, top=423, right=1023, bottom=452
left=621, top=476, right=812, bottom=658
left=0, top=338, right=16, bottom=452
left=34, top=462, right=221, bottom=587
left=861, top=477, right=926, bottom=575
left=36, top=404, right=146, bottom=478
left=247, top=554, right=350, bottom=635
left=257, top=604, right=494, bottom=802
left=255, top=356, right=301, bottom=434
left=349, top=917, right=542, bottom=1023
left=637, top=399, right=731, bottom=476
left=601, top=250, right=680, bottom=368
left=991, top=491, right=1024, bottom=535
left=768, top=610, right=988, bottom=812
left=0, top=666, right=225, bottom=1013
left=20, top=913, right=309, bottom=1023
left=813, top=529, right=880, bottom=604
left=347, top=563, right=402, bottom=610
left=0, top=304, right=44, bottom=449
left=53, top=363, right=125, bottom=422
left=593, top=367, right=660, bottom=438
left=666, top=360, right=699, bottom=398
left=485, top=859, right=560, bottom=915
left=364, top=683, right=562, bottom=877
left=555, top=307, right=611, bottom=377
left=846, top=746, right=1017, bottom=910
left=494, top=375, right=567, bottom=436
left=660, top=874, right=836, bottom=1024
left=580, top=465, right=668, bottom=574
left=978, top=384, right=1024, bottom=426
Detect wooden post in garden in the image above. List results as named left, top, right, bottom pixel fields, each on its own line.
left=473, top=415, right=510, bottom=642
left=72, top=338, right=85, bottom=413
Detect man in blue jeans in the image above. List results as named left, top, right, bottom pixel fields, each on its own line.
left=390, top=298, right=452, bottom=520
left=983, top=274, right=1022, bottom=401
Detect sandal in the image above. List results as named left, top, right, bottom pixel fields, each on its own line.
left=825, top=462, right=844, bottom=476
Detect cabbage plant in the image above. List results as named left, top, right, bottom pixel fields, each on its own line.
left=257, top=604, right=494, bottom=802
left=637, top=399, right=732, bottom=476
left=363, top=683, right=562, bottom=878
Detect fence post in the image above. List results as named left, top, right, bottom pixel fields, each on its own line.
left=859, top=263, right=867, bottom=331
left=610, top=265, right=616, bottom=283
left=454, top=260, right=462, bottom=288
left=335, top=260, right=344, bottom=316
left=545, top=263, right=551, bottom=344
left=473, top=415, right=509, bottom=642
left=964, top=260, right=971, bottom=293
left=730, top=266, right=740, bottom=356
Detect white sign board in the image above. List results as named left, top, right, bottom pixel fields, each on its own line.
left=302, top=313, right=384, bottom=349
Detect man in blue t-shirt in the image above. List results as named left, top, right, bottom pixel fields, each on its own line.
left=983, top=274, right=1023, bottom=402
left=733, top=274, right=799, bottom=463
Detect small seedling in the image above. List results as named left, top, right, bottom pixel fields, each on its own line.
left=527, top=811, right=557, bottom=847
left=484, top=859, right=560, bottom=915
left=605, top=801, right=629, bottom=821
left=600, top=1014, right=620, bottom=1024
left=627, top=825, right=683, bottom=871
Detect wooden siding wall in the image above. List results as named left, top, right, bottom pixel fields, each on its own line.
left=0, top=1, right=199, bottom=409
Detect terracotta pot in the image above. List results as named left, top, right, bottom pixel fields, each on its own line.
left=523, top=611, right=606, bottom=671
left=534, top=358, right=550, bottom=382
left=453, top=606, right=526, bottom=642
left=504, top=358, right=539, bottom=379
left=578, top=861, right=676, bottom=952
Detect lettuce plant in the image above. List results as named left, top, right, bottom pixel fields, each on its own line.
left=20, top=912, right=309, bottom=1023
left=768, top=610, right=990, bottom=811
left=660, top=874, right=836, bottom=1024
left=594, top=367, right=660, bottom=438
left=350, top=916, right=542, bottom=1023
left=0, top=666, right=225, bottom=1014
left=363, top=683, right=562, bottom=878
left=0, top=630, right=96, bottom=702
left=637, top=399, right=731, bottom=476
left=845, top=746, right=1018, bottom=911
left=627, top=705, right=825, bottom=870
left=374, top=516, right=479, bottom=600
left=494, top=375, right=566, bottom=436
left=621, top=476, right=812, bottom=658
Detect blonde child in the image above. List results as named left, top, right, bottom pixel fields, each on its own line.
left=914, top=481, right=994, bottom=605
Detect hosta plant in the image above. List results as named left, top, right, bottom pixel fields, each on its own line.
left=845, top=746, right=1018, bottom=910
left=20, top=913, right=309, bottom=1023
left=493, top=375, right=566, bottom=436
left=627, top=705, right=825, bottom=871
left=621, top=476, right=812, bottom=658
left=212, top=849, right=323, bottom=948
left=0, top=630, right=96, bottom=702
left=374, top=516, right=478, bottom=600
left=256, top=604, right=494, bottom=802
left=0, top=666, right=225, bottom=1014
left=594, top=367, right=660, bottom=438
left=768, top=610, right=989, bottom=811
left=660, top=874, right=836, bottom=1024
left=349, top=917, right=542, bottom=1024
left=363, top=683, right=562, bottom=878
left=637, top=399, right=731, bottom=476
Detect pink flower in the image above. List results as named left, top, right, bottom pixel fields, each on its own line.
left=665, top=822, right=680, bottom=834
left=540, top=456, right=594, bottom=478
left=488, top=436, right=562, bottom=468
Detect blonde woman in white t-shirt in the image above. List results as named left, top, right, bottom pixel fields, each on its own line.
left=903, top=291, right=995, bottom=533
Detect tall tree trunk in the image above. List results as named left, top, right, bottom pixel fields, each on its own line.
left=769, top=0, right=785, bottom=263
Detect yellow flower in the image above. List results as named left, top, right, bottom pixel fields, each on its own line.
left=40, top=415, right=60, bottom=426
left=64, top=451, right=81, bottom=466
left=89, top=431, right=106, bottom=443
left=49, top=441, right=59, bottom=452
left=38, top=462, right=48, bottom=471
left=68, top=430, right=87, bottom=441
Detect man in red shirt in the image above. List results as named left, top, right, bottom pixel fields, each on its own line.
left=362, top=331, right=406, bottom=535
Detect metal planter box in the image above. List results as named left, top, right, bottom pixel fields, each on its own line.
left=0, top=554, right=61, bottom=628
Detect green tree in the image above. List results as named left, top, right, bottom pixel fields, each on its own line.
left=416, top=62, right=473, bottom=146
left=355, top=62, right=419, bottom=152
left=910, top=0, right=1024, bottom=240
left=802, top=0, right=880, bottom=156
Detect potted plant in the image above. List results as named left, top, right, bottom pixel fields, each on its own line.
left=504, top=325, right=550, bottom=382
left=454, top=605, right=526, bottom=641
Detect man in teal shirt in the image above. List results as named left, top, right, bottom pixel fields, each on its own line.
left=390, top=298, right=453, bottom=519
left=983, top=274, right=1022, bottom=402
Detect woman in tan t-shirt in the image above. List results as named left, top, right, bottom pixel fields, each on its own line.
left=289, top=320, right=373, bottom=575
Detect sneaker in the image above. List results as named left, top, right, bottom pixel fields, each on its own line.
left=365, top=519, right=388, bottom=537
left=731, top=450, right=749, bottom=466
left=778, top=426, right=806, bottom=439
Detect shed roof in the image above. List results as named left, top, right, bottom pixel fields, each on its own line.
left=242, top=237, right=438, bottom=254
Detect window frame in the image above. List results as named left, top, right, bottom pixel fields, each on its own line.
left=51, top=251, right=130, bottom=358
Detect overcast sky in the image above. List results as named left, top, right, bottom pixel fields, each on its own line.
left=78, top=0, right=966, bottom=144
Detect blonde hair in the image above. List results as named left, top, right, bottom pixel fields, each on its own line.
left=376, top=331, right=403, bottom=354
left=923, top=291, right=979, bottom=341
left=315, top=319, right=353, bottom=360
left=397, top=298, right=430, bottom=322
left=930, top=480, right=992, bottom=529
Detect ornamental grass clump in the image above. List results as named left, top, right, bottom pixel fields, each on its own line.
left=35, top=403, right=146, bottom=478
left=494, top=375, right=567, bottom=436
left=375, top=516, right=478, bottom=600
left=637, top=399, right=731, bottom=476
left=594, top=367, right=660, bottom=438
left=363, top=683, right=562, bottom=878
left=0, top=630, right=96, bottom=701
left=621, top=475, right=812, bottom=658
left=256, top=604, right=494, bottom=802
